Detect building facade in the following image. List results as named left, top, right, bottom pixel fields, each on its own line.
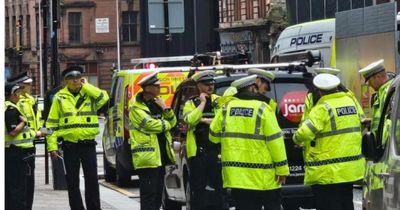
left=218, top=0, right=287, bottom=63
left=5, top=0, right=141, bottom=94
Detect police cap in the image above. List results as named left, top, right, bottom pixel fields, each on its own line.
left=62, top=66, right=83, bottom=79
left=313, top=73, right=340, bottom=90
left=231, top=75, right=257, bottom=90
left=7, top=71, right=32, bottom=84
left=192, top=70, right=216, bottom=85
left=314, top=67, right=341, bottom=76
left=5, top=83, right=22, bottom=97
left=359, top=59, right=385, bottom=81
left=248, top=68, right=275, bottom=83
left=138, top=71, right=160, bottom=87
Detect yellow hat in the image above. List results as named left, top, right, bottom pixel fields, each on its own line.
left=359, top=59, right=385, bottom=81
left=314, top=67, right=341, bottom=76
left=248, top=68, right=275, bottom=82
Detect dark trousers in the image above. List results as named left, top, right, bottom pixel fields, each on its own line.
left=5, top=147, right=35, bottom=210
left=137, top=167, right=165, bottom=210
left=231, top=188, right=282, bottom=210
left=311, top=182, right=354, bottom=210
left=62, top=141, right=101, bottom=210
left=188, top=150, right=226, bottom=210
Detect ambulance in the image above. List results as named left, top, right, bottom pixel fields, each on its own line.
left=102, top=66, right=191, bottom=187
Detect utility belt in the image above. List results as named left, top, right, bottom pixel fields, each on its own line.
left=62, top=139, right=97, bottom=147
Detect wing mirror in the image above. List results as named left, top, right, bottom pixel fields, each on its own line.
left=362, top=131, right=377, bottom=161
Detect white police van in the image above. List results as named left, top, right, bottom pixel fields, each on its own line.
left=271, top=18, right=335, bottom=68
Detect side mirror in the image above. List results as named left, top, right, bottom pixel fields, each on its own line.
left=362, top=132, right=377, bottom=161
left=172, top=141, right=181, bottom=152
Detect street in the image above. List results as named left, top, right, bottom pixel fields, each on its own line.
left=31, top=130, right=364, bottom=210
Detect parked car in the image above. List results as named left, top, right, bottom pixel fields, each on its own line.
left=362, top=75, right=400, bottom=210
left=163, top=62, right=319, bottom=210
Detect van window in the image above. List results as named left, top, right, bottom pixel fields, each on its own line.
left=114, top=77, right=124, bottom=105
left=274, top=82, right=308, bottom=128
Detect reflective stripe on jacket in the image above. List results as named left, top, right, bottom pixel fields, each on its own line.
left=18, top=93, right=43, bottom=131
left=5, top=101, right=35, bottom=148
left=301, top=90, right=365, bottom=124
left=183, top=94, right=219, bottom=158
left=46, top=83, right=109, bottom=151
left=371, top=79, right=393, bottom=135
left=293, top=92, right=365, bottom=185
left=209, top=98, right=289, bottom=190
left=129, top=94, right=176, bottom=169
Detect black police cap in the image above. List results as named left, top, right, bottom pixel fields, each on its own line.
left=62, top=66, right=83, bottom=79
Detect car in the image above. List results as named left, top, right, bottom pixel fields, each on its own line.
left=162, top=61, right=319, bottom=210
left=362, top=75, right=400, bottom=210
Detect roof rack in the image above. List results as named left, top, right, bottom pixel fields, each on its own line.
left=272, top=50, right=321, bottom=67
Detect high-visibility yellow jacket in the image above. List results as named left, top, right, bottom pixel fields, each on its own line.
left=209, top=98, right=289, bottom=191
left=371, top=79, right=393, bottom=135
left=183, top=94, right=219, bottom=158
left=128, top=94, right=177, bottom=169
left=18, top=93, right=43, bottom=131
left=46, top=83, right=109, bottom=152
left=5, top=101, right=35, bottom=149
left=301, top=89, right=365, bottom=124
left=293, top=92, right=365, bottom=185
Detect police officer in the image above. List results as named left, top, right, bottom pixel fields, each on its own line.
left=128, top=71, right=177, bottom=210
left=183, top=70, right=224, bottom=210
left=209, top=75, right=289, bottom=210
left=248, top=68, right=277, bottom=111
left=46, top=66, right=109, bottom=210
left=5, top=83, right=42, bottom=210
left=293, top=74, right=365, bottom=210
left=301, top=68, right=365, bottom=124
left=7, top=72, right=43, bottom=210
left=359, top=59, right=394, bottom=136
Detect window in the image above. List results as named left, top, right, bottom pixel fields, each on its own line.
left=6, top=17, right=9, bottom=48
left=258, top=0, right=267, bottom=18
left=122, top=11, right=138, bottom=42
left=246, top=0, right=253, bottom=19
left=68, top=12, right=82, bottom=43
left=26, top=15, right=31, bottom=47
left=234, top=0, right=241, bottom=21
left=19, top=16, right=23, bottom=47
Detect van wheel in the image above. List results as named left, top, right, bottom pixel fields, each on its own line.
left=103, top=152, right=116, bottom=182
left=162, top=187, right=182, bottom=210
left=185, top=180, right=191, bottom=210
left=116, top=158, right=131, bottom=187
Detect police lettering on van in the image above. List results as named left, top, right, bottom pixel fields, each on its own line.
left=290, top=34, right=323, bottom=47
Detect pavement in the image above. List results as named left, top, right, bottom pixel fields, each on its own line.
left=32, top=118, right=140, bottom=210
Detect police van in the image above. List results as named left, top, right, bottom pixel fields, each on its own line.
left=271, top=18, right=335, bottom=68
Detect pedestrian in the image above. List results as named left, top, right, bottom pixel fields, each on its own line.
left=5, top=83, right=42, bottom=210
left=46, top=66, right=109, bottom=210
left=293, top=74, right=365, bottom=210
left=209, top=75, right=289, bottom=210
left=359, top=59, right=394, bottom=137
left=301, top=68, right=365, bottom=124
left=183, top=70, right=226, bottom=210
left=128, top=71, right=177, bottom=210
left=7, top=71, right=43, bottom=210
left=247, top=68, right=277, bottom=111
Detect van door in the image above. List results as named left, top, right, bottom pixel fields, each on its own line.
left=364, top=80, right=400, bottom=210
left=103, top=76, right=124, bottom=164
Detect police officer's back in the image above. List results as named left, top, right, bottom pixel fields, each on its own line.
left=210, top=75, right=289, bottom=210
left=293, top=74, right=365, bottom=210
